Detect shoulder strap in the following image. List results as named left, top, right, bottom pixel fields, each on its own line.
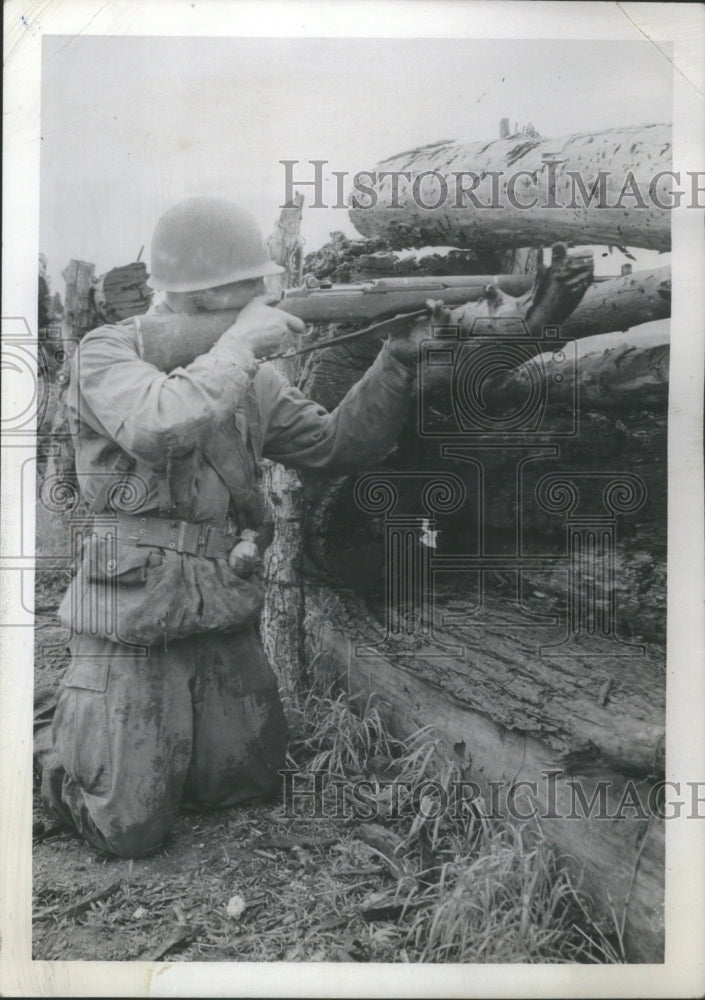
left=203, top=427, right=265, bottom=529
left=202, top=388, right=265, bottom=530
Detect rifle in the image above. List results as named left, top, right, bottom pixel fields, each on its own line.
left=136, top=274, right=539, bottom=373
left=278, top=273, right=535, bottom=322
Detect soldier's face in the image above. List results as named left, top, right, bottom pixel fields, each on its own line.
left=191, top=278, right=264, bottom=312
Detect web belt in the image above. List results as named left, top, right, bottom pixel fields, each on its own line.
left=109, top=513, right=237, bottom=559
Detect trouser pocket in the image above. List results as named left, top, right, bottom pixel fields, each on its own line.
left=52, top=660, right=112, bottom=797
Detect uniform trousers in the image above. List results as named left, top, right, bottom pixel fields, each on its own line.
left=42, top=628, right=287, bottom=857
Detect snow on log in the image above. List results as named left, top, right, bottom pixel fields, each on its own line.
left=348, top=124, right=672, bottom=252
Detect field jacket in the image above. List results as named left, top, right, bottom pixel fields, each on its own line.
left=59, top=303, right=416, bottom=645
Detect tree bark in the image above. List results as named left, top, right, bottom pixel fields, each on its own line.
left=260, top=194, right=308, bottom=703
left=61, top=259, right=97, bottom=336
left=561, top=266, right=670, bottom=339
left=348, top=124, right=672, bottom=252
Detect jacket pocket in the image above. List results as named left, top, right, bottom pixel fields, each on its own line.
left=84, top=535, right=164, bottom=587
left=52, top=660, right=112, bottom=797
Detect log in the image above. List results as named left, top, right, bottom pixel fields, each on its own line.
left=348, top=124, right=672, bottom=252
left=302, top=231, right=502, bottom=283
left=561, top=266, right=670, bottom=339
left=304, top=584, right=664, bottom=962
left=260, top=193, right=307, bottom=702
left=489, top=329, right=669, bottom=413
left=352, top=246, right=496, bottom=278
left=352, top=222, right=539, bottom=280
left=36, top=261, right=97, bottom=566
left=266, top=191, right=305, bottom=294
left=61, top=259, right=97, bottom=337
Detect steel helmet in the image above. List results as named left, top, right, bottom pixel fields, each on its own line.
left=150, top=197, right=284, bottom=292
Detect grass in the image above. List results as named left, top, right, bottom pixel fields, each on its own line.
left=285, top=676, right=625, bottom=964
left=286, top=684, right=396, bottom=777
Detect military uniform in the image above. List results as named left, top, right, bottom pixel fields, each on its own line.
left=44, top=302, right=415, bottom=857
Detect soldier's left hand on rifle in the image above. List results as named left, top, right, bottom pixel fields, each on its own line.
left=386, top=243, right=593, bottom=383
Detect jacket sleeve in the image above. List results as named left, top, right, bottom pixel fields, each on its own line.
left=74, top=320, right=258, bottom=464
left=257, top=343, right=416, bottom=472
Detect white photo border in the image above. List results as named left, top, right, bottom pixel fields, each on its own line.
left=2, top=1, right=703, bottom=996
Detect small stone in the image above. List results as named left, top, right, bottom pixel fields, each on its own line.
left=226, top=894, right=246, bottom=919
left=132, top=906, right=146, bottom=920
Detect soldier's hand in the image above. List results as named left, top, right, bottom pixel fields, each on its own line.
left=225, top=295, right=305, bottom=358
left=386, top=301, right=453, bottom=369
left=228, top=538, right=261, bottom=578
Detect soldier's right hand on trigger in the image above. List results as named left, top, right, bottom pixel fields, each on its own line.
left=224, top=294, right=305, bottom=358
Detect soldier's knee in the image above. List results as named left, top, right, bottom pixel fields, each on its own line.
left=258, top=768, right=283, bottom=801
left=98, top=814, right=172, bottom=859
left=42, top=758, right=175, bottom=857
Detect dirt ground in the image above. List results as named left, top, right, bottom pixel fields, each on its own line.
left=34, top=798, right=415, bottom=963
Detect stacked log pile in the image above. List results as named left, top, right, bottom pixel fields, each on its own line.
left=298, top=123, right=671, bottom=961
left=301, top=326, right=668, bottom=962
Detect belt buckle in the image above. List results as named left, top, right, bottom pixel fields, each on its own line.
left=197, top=524, right=211, bottom=556
left=176, top=520, right=188, bottom=552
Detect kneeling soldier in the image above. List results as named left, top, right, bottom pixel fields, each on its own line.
left=42, top=197, right=419, bottom=857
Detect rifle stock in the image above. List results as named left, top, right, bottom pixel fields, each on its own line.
left=136, top=309, right=240, bottom=372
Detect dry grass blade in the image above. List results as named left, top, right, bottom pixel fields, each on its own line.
left=34, top=879, right=123, bottom=921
